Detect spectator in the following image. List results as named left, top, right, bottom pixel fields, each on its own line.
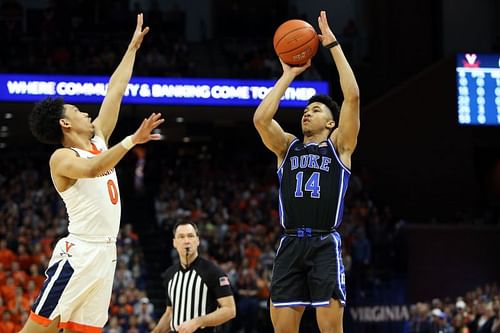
left=104, top=316, right=123, bottom=333
left=471, top=300, right=496, bottom=333
left=134, top=297, right=155, bottom=332
left=430, top=308, right=453, bottom=333
left=0, top=310, right=19, bottom=333
left=0, top=239, right=16, bottom=269
left=408, top=302, right=431, bottom=333
left=236, top=261, right=260, bottom=333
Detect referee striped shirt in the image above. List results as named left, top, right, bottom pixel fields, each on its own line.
left=164, top=256, right=233, bottom=332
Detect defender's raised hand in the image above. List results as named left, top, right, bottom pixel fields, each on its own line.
left=131, top=113, right=164, bottom=144
left=129, top=13, right=150, bottom=50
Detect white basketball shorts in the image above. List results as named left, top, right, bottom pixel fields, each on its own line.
left=29, top=234, right=117, bottom=333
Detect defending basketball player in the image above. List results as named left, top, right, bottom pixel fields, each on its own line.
left=253, top=11, right=360, bottom=333
left=19, top=14, right=163, bottom=333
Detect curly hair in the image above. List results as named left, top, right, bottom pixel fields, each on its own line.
left=29, top=97, right=65, bottom=144
left=307, top=94, right=340, bottom=124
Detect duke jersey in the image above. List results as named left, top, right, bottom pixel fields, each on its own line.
left=56, top=135, right=121, bottom=237
left=277, top=138, right=351, bottom=230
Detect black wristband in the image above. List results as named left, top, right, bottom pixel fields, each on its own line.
left=325, top=40, right=340, bottom=49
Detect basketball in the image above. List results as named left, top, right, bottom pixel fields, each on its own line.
left=273, top=19, right=319, bottom=66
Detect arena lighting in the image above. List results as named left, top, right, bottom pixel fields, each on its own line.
left=456, top=53, right=500, bottom=125
left=0, top=74, right=329, bottom=108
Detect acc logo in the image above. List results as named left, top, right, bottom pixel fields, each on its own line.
left=60, top=241, right=75, bottom=258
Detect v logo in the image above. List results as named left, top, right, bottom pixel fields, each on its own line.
left=465, top=53, right=477, bottom=65
left=65, top=241, right=75, bottom=253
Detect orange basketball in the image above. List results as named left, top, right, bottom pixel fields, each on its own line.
left=273, top=19, right=319, bottom=66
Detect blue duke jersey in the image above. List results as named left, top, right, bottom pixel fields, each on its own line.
left=277, top=138, right=351, bottom=230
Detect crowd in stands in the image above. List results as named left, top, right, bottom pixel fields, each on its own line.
left=0, top=0, right=344, bottom=80
left=0, top=144, right=498, bottom=333
left=0, top=0, right=194, bottom=77
left=4, top=144, right=497, bottom=333
left=407, top=283, right=500, bottom=333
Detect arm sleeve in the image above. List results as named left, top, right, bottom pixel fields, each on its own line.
left=163, top=267, right=175, bottom=306
left=205, top=262, right=234, bottom=299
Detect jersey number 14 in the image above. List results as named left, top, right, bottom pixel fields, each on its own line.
left=294, top=171, right=321, bottom=198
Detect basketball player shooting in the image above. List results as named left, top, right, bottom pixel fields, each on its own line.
left=253, top=10, right=360, bottom=333
left=20, top=14, right=164, bottom=333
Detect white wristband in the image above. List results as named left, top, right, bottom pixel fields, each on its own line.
left=120, top=135, right=136, bottom=150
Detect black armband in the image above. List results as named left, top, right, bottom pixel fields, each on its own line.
left=325, top=41, right=340, bottom=49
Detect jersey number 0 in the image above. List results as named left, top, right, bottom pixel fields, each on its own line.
left=107, top=179, right=119, bottom=205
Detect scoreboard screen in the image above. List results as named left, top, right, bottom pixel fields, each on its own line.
left=456, top=53, right=500, bottom=125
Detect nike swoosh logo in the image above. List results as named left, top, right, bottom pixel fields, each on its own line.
left=320, top=234, right=331, bottom=241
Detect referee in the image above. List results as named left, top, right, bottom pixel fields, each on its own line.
left=152, top=221, right=236, bottom=333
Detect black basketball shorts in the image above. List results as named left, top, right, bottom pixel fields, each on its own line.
left=270, top=231, right=346, bottom=307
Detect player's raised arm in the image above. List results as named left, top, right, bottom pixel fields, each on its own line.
left=253, top=59, right=310, bottom=161
left=92, top=13, right=150, bottom=144
left=51, top=113, right=163, bottom=182
left=318, top=11, right=360, bottom=157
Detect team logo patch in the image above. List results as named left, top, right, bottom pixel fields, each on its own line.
left=219, top=276, right=230, bottom=286
left=60, top=241, right=75, bottom=257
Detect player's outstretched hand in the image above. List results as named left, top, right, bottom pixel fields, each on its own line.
left=280, top=58, right=311, bottom=78
left=129, top=13, right=150, bottom=50
left=131, top=113, right=164, bottom=144
left=317, top=10, right=337, bottom=46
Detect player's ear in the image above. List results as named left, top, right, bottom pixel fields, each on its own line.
left=326, top=119, right=335, bottom=129
left=59, top=118, right=71, bottom=128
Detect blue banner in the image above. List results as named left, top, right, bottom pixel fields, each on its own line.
left=0, top=74, right=329, bottom=108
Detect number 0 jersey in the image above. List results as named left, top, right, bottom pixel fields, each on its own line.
left=55, top=135, right=121, bottom=238
left=277, top=138, right=350, bottom=230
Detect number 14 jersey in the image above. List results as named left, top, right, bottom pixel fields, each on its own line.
left=277, top=138, right=350, bottom=230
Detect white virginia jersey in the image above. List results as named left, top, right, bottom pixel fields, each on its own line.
left=57, top=135, right=121, bottom=237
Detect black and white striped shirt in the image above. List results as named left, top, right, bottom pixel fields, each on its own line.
left=164, top=256, right=233, bottom=332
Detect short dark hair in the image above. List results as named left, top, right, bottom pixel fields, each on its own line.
left=29, top=97, right=65, bottom=144
left=173, top=221, right=199, bottom=237
left=307, top=94, right=340, bottom=123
